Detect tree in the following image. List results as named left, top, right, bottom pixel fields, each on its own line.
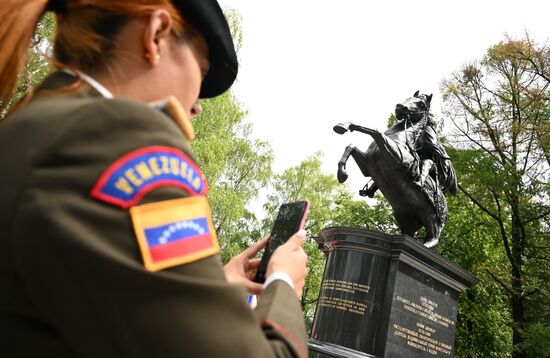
left=330, top=190, right=398, bottom=233
left=442, top=35, right=550, bottom=357
left=437, top=164, right=513, bottom=357
left=193, top=91, right=274, bottom=262
left=506, top=33, right=550, bottom=87
left=505, top=34, right=550, bottom=168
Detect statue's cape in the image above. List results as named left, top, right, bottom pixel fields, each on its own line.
left=415, top=126, right=458, bottom=195
left=422, top=177, right=448, bottom=225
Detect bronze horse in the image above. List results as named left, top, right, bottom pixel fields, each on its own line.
left=334, top=91, right=457, bottom=248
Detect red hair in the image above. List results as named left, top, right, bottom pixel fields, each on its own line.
left=0, top=0, right=185, bottom=113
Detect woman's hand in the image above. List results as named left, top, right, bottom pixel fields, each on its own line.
left=267, top=230, right=308, bottom=298
left=224, top=236, right=269, bottom=295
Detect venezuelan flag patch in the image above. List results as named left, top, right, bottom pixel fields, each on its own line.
left=91, top=146, right=207, bottom=209
left=130, top=196, right=220, bottom=271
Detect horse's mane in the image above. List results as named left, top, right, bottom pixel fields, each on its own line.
left=385, top=114, right=428, bottom=136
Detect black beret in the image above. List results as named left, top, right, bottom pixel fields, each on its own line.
left=172, top=0, right=238, bottom=98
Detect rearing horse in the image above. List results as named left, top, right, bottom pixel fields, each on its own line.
left=334, top=91, right=457, bottom=248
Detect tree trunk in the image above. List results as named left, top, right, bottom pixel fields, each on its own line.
left=510, top=211, right=525, bottom=358
left=510, top=268, right=525, bottom=358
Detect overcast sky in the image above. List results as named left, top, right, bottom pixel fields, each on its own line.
left=217, top=0, right=549, bottom=195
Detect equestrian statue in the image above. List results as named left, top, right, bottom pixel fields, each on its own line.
left=334, top=91, right=457, bottom=248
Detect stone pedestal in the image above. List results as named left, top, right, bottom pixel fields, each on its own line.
left=309, top=227, right=476, bottom=358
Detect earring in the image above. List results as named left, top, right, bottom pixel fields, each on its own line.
left=145, top=53, right=161, bottom=64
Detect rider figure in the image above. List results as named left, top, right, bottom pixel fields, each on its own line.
left=413, top=115, right=457, bottom=195
left=360, top=94, right=457, bottom=198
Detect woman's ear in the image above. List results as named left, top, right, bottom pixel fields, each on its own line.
left=143, top=9, right=173, bottom=66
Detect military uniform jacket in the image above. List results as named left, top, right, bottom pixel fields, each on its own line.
left=0, top=72, right=307, bottom=357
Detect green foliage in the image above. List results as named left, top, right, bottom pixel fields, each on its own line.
left=454, top=278, right=512, bottom=357
left=222, top=7, right=244, bottom=53
left=439, top=189, right=513, bottom=357
left=442, top=34, right=550, bottom=356
left=387, top=113, right=398, bottom=127
left=263, top=152, right=338, bottom=234
left=194, top=84, right=273, bottom=264
left=330, top=189, right=398, bottom=233
left=517, top=323, right=550, bottom=357
left=190, top=8, right=277, bottom=264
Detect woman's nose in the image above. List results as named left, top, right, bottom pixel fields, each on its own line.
left=191, top=100, right=203, bottom=117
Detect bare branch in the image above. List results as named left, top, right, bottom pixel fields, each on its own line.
left=459, top=184, right=499, bottom=221
left=486, top=269, right=514, bottom=296
left=522, top=209, right=550, bottom=225
left=522, top=288, right=540, bottom=298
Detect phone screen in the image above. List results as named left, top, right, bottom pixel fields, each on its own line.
left=254, top=201, right=309, bottom=283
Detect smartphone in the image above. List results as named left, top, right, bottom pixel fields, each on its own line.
left=254, top=200, right=310, bottom=283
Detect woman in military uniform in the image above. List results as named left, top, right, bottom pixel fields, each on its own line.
left=0, top=1, right=308, bottom=357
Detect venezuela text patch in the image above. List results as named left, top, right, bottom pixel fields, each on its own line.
left=130, top=196, right=220, bottom=271
left=91, top=146, right=207, bottom=208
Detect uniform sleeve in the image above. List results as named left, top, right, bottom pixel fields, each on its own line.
left=12, top=98, right=307, bottom=358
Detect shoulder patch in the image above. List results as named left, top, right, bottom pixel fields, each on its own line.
left=91, top=146, right=207, bottom=209
left=130, top=196, right=220, bottom=271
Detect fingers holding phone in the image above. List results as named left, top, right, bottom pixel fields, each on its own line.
left=252, top=201, right=310, bottom=298
left=267, top=229, right=308, bottom=298
left=224, top=236, right=269, bottom=295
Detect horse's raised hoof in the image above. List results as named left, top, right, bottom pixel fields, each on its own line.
left=424, top=238, right=438, bottom=249
left=337, top=163, right=348, bottom=183
left=333, top=123, right=350, bottom=134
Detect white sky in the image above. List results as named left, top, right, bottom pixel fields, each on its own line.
left=217, top=0, right=549, bottom=195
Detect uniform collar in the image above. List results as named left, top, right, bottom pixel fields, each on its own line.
left=35, top=70, right=109, bottom=99
left=61, top=69, right=113, bottom=99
